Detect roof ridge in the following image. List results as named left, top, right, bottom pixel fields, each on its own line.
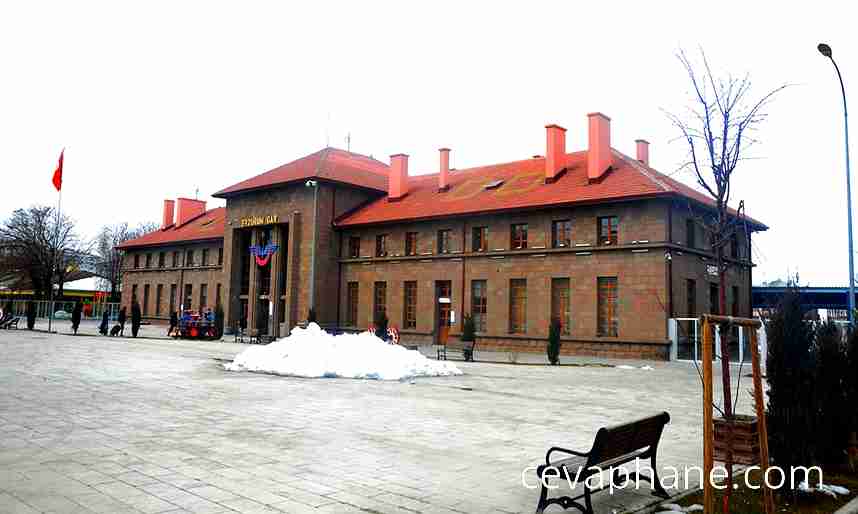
left=612, top=149, right=671, bottom=192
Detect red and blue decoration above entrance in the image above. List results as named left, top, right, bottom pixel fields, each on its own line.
left=250, top=243, right=279, bottom=266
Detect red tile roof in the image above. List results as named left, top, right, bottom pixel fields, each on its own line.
left=213, top=147, right=388, bottom=197
left=335, top=150, right=767, bottom=229
left=117, top=207, right=226, bottom=249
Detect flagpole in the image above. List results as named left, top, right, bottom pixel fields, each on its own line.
left=48, top=188, right=61, bottom=333
left=47, top=149, right=64, bottom=333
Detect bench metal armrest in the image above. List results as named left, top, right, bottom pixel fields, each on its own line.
left=545, top=446, right=588, bottom=464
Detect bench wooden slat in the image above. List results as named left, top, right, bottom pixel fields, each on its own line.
left=535, top=412, right=671, bottom=514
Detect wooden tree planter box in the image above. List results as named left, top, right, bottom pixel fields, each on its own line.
left=714, top=415, right=760, bottom=465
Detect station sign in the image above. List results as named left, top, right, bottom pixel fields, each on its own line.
left=240, top=214, right=279, bottom=227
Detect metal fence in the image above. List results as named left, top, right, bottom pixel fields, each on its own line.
left=2, top=300, right=121, bottom=321
left=668, top=317, right=766, bottom=367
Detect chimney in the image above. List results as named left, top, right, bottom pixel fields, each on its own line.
left=545, top=124, right=567, bottom=183
left=438, top=148, right=450, bottom=191
left=175, top=198, right=207, bottom=227
left=388, top=154, right=409, bottom=201
left=587, top=112, right=613, bottom=182
left=635, top=139, right=650, bottom=166
left=162, top=199, right=175, bottom=229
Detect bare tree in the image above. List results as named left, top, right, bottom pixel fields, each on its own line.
left=94, top=221, right=157, bottom=302
left=666, top=49, right=786, bottom=511
left=0, top=206, right=87, bottom=299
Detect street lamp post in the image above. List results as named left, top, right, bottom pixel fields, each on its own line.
left=818, top=43, right=855, bottom=325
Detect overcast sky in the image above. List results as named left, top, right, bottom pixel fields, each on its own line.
left=0, top=1, right=855, bottom=286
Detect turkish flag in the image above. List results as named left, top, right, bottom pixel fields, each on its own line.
left=52, top=149, right=64, bottom=191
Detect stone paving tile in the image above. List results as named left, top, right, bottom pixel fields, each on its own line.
left=0, top=331, right=755, bottom=514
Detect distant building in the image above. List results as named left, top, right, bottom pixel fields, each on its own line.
left=119, top=113, right=766, bottom=359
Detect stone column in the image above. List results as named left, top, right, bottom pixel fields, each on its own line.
left=269, top=224, right=284, bottom=338
left=246, top=228, right=260, bottom=334
left=284, top=212, right=301, bottom=331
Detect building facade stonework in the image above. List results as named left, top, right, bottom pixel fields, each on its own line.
left=119, top=114, right=764, bottom=359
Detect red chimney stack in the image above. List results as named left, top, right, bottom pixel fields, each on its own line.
left=438, top=148, right=450, bottom=191
left=162, top=199, right=175, bottom=230
left=635, top=139, right=650, bottom=166
left=545, top=124, right=567, bottom=183
left=175, top=198, right=206, bottom=227
left=388, top=154, right=409, bottom=201
left=587, top=113, right=613, bottom=182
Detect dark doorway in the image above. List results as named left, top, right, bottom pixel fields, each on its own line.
left=435, top=280, right=452, bottom=345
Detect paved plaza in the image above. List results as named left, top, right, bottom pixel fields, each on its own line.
left=0, top=328, right=753, bottom=514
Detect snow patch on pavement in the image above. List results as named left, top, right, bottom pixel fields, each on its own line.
left=225, top=323, right=462, bottom=380
left=616, top=364, right=654, bottom=371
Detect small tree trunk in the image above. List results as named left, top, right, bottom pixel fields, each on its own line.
left=717, top=236, right=735, bottom=514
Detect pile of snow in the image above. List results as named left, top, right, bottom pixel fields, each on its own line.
left=225, top=323, right=462, bottom=381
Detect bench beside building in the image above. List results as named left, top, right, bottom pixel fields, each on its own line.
left=118, top=113, right=766, bottom=359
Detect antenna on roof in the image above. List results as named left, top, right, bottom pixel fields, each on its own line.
left=345, top=132, right=351, bottom=152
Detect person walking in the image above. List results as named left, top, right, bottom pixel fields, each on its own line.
left=131, top=298, right=142, bottom=338
left=71, top=301, right=82, bottom=335
left=168, top=311, right=178, bottom=337
left=118, top=306, right=127, bottom=337
left=98, top=310, right=109, bottom=335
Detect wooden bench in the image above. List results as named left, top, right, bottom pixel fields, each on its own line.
left=436, top=339, right=475, bottom=361
left=535, top=412, right=670, bottom=514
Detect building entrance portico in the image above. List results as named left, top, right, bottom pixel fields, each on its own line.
left=233, top=221, right=289, bottom=339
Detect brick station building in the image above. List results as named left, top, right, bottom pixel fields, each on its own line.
left=119, top=112, right=766, bottom=359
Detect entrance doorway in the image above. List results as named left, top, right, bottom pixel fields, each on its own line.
left=435, top=280, right=452, bottom=345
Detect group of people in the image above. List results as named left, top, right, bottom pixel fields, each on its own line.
left=96, top=300, right=142, bottom=337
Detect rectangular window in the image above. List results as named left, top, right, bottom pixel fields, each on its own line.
left=184, top=284, right=193, bottom=310
left=732, top=286, right=740, bottom=317
left=169, top=284, right=177, bottom=314
left=730, top=233, right=740, bottom=259
left=132, top=284, right=138, bottom=304
left=200, top=283, right=208, bottom=309
left=686, top=279, right=697, bottom=317
left=551, top=278, right=571, bottom=335
left=348, top=236, right=361, bottom=258
left=511, top=223, right=528, bottom=250
left=347, top=282, right=359, bottom=326
left=155, top=284, right=163, bottom=316
left=598, top=216, right=619, bottom=246
left=145, top=253, right=152, bottom=269
left=686, top=219, right=696, bottom=248
left=472, top=226, right=488, bottom=252
left=471, top=280, right=487, bottom=332
left=597, top=277, right=618, bottom=337
left=158, top=252, right=165, bottom=268
left=403, top=281, right=417, bottom=329
left=133, top=254, right=140, bottom=269
left=202, top=248, right=209, bottom=266
left=709, top=283, right=719, bottom=315
left=186, top=249, right=194, bottom=267
left=373, top=282, right=387, bottom=320
left=172, top=251, right=179, bottom=268
left=375, top=234, right=389, bottom=257
left=143, top=284, right=150, bottom=316
left=509, top=279, right=527, bottom=333
left=218, top=247, right=224, bottom=266
left=437, top=229, right=452, bottom=254
left=216, top=283, right=222, bottom=307
left=405, top=232, right=418, bottom=256
left=552, top=220, right=572, bottom=248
